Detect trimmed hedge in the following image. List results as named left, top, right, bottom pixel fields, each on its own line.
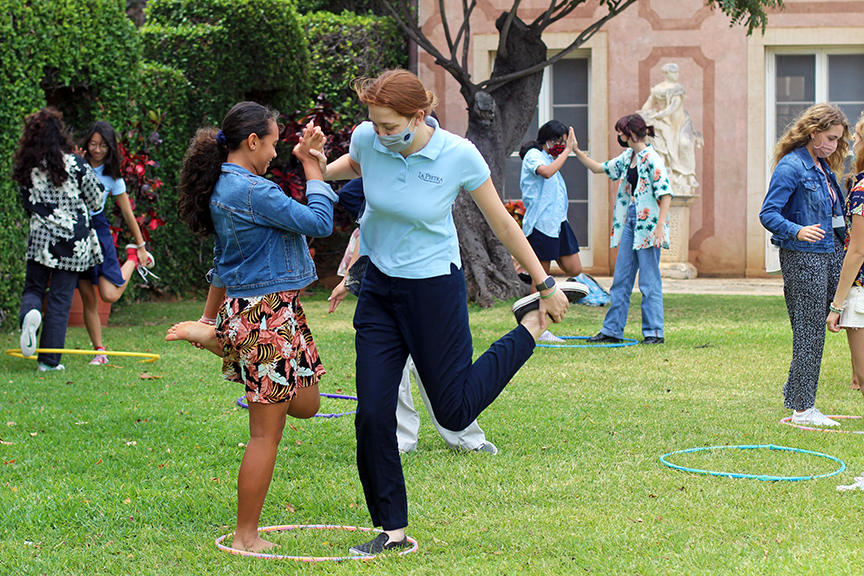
left=141, top=0, right=311, bottom=127
left=0, top=0, right=143, bottom=324
left=304, top=11, right=408, bottom=126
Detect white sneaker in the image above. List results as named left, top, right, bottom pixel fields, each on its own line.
left=20, top=309, right=41, bottom=357
left=538, top=330, right=565, bottom=343
left=90, top=353, right=109, bottom=366
left=37, top=362, right=65, bottom=372
left=791, top=407, right=840, bottom=427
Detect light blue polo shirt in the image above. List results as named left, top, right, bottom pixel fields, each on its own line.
left=349, top=116, right=490, bottom=279
left=519, top=147, right=568, bottom=237
left=90, top=163, right=127, bottom=216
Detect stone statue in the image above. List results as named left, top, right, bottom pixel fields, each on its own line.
left=640, top=63, right=703, bottom=190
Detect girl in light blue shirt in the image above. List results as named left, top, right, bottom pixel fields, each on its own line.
left=78, top=121, right=153, bottom=364
left=519, top=120, right=584, bottom=342
left=318, top=69, right=576, bottom=556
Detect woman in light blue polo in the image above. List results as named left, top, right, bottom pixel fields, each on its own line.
left=572, top=113, right=672, bottom=345
left=519, top=120, right=583, bottom=342
left=318, top=69, right=576, bottom=556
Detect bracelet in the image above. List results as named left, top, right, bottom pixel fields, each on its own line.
left=198, top=316, right=217, bottom=326
left=829, top=303, right=844, bottom=315
left=135, top=242, right=146, bottom=249
left=539, top=286, right=558, bottom=299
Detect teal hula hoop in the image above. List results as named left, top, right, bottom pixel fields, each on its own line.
left=537, top=336, right=638, bottom=349
left=659, top=444, right=846, bottom=481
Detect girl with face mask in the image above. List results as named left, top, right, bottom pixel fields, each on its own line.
left=518, top=121, right=583, bottom=343
left=314, top=69, right=584, bottom=556
left=571, top=113, right=673, bottom=346
left=760, top=103, right=851, bottom=427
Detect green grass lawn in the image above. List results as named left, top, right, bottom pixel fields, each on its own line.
left=2, top=292, right=864, bottom=575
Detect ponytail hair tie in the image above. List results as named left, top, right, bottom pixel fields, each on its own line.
left=215, top=130, right=227, bottom=146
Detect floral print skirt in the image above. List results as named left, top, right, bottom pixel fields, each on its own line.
left=216, top=290, right=325, bottom=405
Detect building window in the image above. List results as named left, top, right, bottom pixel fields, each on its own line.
left=502, top=57, right=590, bottom=249
left=772, top=50, right=864, bottom=141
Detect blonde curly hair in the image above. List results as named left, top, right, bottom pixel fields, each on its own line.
left=772, top=103, right=851, bottom=175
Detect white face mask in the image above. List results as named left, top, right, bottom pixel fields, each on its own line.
left=377, top=119, right=418, bottom=152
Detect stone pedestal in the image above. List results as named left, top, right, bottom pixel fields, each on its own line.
left=659, top=188, right=698, bottom=279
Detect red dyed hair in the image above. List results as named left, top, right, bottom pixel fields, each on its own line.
left=351, top=69, right=437, bottom=118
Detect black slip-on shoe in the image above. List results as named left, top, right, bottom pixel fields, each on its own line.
left=349, top=533, right=410, bottom=556
left=586, top=332, right=622, bottom=344
left=512, top=281, right=590, bottom=324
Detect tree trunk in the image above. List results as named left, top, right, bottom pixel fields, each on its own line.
left=455, top=14, right=547, bottom=306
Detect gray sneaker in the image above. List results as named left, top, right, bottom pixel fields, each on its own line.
left=473, top=441, right=498, bottom=455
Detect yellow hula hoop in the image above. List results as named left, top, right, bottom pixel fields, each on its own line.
left=5, top=349, right=160, bottom=363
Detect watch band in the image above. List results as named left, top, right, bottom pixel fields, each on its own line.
left=535, top=275, right=555, bottom=292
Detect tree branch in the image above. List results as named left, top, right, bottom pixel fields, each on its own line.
left=439, top=0, right=455, bottom=60
left=480, top=0, right=637, bottom=92
left=380, top=0, right=477, bottom=96
left=496, top=0, right=522, bottom=59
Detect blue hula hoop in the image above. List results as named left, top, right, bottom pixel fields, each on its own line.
left=659, top=444, right=846, bottom=481
left=537, top=336, right=639, bottom=349
left=236, top=393, right=357, bottom=418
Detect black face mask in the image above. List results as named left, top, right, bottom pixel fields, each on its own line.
left=617, top=134, right=629, bottom=148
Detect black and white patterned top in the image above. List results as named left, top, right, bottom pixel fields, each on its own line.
left=21, top=154, right=105, bottom=271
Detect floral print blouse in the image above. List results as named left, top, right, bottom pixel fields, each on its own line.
left=21, top=154, right=104, bottom=271
left=602, top=146, right=673, bottom=250
left=844, top=173, right=864, bottom=287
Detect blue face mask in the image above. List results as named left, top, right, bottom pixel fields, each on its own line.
left=378, top=119, right=418, bottom=153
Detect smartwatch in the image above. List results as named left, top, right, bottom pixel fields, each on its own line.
left=535, top=275, right=556, bottom=292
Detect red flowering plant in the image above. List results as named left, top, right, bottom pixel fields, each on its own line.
left=504, top=199, right=526, bottom=228
left=112, top=112, right=166, bottom=250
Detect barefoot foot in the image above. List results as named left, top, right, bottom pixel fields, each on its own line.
left=166, top=321, right=222, bottom=356
left=231, top=534, right=279, bottom=553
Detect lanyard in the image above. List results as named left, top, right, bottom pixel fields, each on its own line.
left=814, top=162, right=838, bottom=214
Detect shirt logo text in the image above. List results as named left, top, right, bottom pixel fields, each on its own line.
left=418, top=172, right=443, bottom=184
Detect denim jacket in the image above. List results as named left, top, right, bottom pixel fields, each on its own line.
left=760, top=146, right=844, bottom=253
left=211, top=163, right=337, bottom=297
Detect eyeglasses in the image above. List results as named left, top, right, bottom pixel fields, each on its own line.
left=87, top=141, right=109, bottom=151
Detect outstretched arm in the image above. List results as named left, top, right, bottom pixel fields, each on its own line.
left=468, top=178, right=569, bottom=328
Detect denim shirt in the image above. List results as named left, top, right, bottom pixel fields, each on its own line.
left=760, top=146, right=844, bottom=253
left=210, top=163, right=337, bottom=297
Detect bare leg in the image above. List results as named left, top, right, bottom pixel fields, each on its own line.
left=847, top=328, right=864, bottom=399
left=556, top=253, right=583, bottom=278
left=165, top=321, right=222, bottom=356
left=79, top=283, right=104, bottom=350
left=519, top=309, right=546, bottom=340
left=286, top=384, right=320, bottom=419
left=232, top=401, right=290, bottom=552
left=96, top=260, right=137, bottom=303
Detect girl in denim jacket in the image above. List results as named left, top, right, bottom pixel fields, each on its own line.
left=760, top=103, right=851, bottom=427
left=170, top=101, right=336, bottom=553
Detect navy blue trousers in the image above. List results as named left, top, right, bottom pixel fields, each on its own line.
left=19, top=260, right=79, bottom=367
left=353, top=263, right=535, bottom=530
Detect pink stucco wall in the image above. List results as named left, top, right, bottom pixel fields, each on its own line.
left=415, top=0, right=864, bottom=277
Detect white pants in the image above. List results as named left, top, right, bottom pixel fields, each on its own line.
left=395, top=356, right=488, bottom=452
